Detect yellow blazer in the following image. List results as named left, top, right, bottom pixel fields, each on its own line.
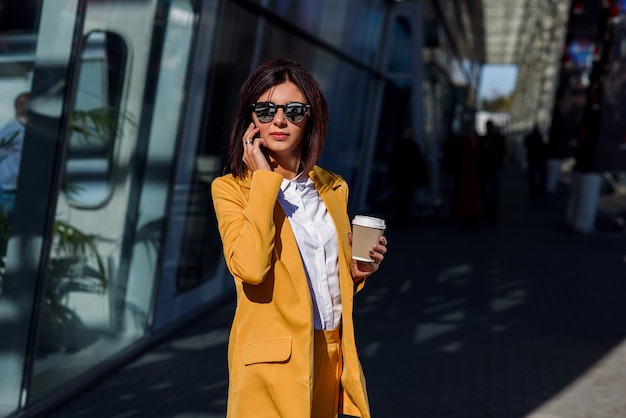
left=211, top=166, right=370, bottom=418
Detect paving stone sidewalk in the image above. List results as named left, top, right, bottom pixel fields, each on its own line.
left=44, top=167, right=626, bottom=418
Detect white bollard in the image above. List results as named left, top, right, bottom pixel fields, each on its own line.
left=569, top=172, right=602, bottom=233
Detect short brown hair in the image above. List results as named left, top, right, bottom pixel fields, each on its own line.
left=226, top=57, right=328, bottom=178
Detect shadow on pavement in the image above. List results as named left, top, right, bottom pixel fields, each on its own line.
left=45, top=167, right=626, bottom=418
left=358, top=167, right=626, bottom=417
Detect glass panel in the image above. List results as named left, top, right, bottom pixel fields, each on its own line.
left=367, top=81, right=413, bottom=211
left=266, top=1, right=322, bottom=33
left=65, top=31, right=128, bottom=207
left=318, top=1, right=348, bottom=46
left=0, top=28, right=38, bottom=284
left=388, top=16, right=412, bottom=73
left=0, top=0, right=80, bottom=415
left=28, top=0, right=173, bottom=402
left=174, top=1, right=256, bottom=292
left=264, top=0, right=384, bottom=67
left=0, top=30, right=35, bottom=418
left=341, top=0, right=385, bottom=67
left=256, top=25, right=370, bottom=186
left=319, top=60, right=372, bottom=187
left=129, top=0, right=195, bottom=307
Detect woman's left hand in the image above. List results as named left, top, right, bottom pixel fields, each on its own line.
left=349, top=234, right=388, bottom=281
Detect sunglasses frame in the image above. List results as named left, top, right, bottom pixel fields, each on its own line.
left=251, top=101, right=311, bottom=123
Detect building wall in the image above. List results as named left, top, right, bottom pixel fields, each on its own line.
left=0, top=0, right=393, bottom=416
left=0, top=1, right=487, bottom=416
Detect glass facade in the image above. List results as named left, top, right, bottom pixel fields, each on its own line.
left=0, top=0, right=483, bottom=416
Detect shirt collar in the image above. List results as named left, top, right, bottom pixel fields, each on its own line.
left=280, top=172, right=312, bottom=192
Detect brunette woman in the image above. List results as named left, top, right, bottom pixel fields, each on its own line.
left=211, top=57, right=387, bottom=418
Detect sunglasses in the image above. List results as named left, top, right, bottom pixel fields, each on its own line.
left=251, top=101, right=311, bottom=123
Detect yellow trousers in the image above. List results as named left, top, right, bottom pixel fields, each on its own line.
left=312, top=327, right=342, bottom=418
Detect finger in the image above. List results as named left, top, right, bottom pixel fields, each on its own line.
left=246, top=137, right=273, bottom=173
left=379, top=235, right=388, bottom=246
left=255, top=134, right=267, bottom=148
left=373, top=243, right=387, bottom=255
left=242, top=123, right=253, bottom=142
left=368, top=249, right=384, bottom=264
left=242, top=124, right=260, bottom=168
left=243, top=135, right=257, bottom=148
left=242, top=123, right=259, bottom=146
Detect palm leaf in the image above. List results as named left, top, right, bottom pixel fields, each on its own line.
left=70, top=107, right=136, bottom=144
left=52, top=220, right=106, bottom=290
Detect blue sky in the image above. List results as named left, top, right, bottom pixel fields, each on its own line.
left=478, top=64, right=518, bottom=100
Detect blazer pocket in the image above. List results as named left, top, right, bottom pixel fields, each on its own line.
left=243, top=336, right=292, bottom=365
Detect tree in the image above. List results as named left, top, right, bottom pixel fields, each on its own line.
left=480, top=93, right=512, bottom=112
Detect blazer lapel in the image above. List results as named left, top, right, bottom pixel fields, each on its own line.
left=272, top=190, right=315, bottom=302
left=309, top=167, right=352, bottom=270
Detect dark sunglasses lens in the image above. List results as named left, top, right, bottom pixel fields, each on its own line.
left=284, top=104, right=307, bottom=123
left=254, top=103, right=275, bottom=122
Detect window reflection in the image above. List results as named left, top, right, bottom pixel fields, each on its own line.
left=30, top=19, right=137, bottom=405
left=33, top=31, right=129, bottom=372
left=30, top=0, right=197, bottom=402
left=388, top=16, right=412, bottom=73
left=0, top=33, right=35, bottom=296
left=65, top=31, right=128, bottom=208
left=174, top=2, right=255, bottom=292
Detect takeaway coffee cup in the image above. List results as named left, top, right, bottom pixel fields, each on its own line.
left=351, top=215, right=386, bottom=262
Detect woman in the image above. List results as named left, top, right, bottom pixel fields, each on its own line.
left=211, top=57, right=387, bottom=418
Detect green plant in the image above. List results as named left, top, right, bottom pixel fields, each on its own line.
left=70, top=107, right=135, bottom=144
left=42, top=107, right=134, bottom=304
left=0, top=107, right=133, bottom=326
left=48, top=220, right=107, bottom=293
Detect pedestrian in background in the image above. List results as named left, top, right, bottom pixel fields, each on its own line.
left=0, top=92, right=29, bottom=220
left=387, top=128, right=429, bottom=224
left=524, top=124, right=547, bottom=197
left=477, top=120, right=506, bottom=221
left=211, top=57, right=387, bottom=418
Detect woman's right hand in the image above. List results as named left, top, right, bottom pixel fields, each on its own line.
left=242, top=122, right=272, bottom=172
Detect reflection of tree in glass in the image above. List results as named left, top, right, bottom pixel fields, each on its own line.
left=47, top=220, right=107, bottom=308
left=0, top=107, right=135, bottom=352
left=42, top=107, right=135, bottom=324
left=70, top=107, right=136, bottom=145
left=63, top=107, right=136, bottom=200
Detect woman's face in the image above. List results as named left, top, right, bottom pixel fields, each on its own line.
left=251, top=81, right=309, bottom=158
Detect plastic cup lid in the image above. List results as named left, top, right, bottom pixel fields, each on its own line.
left=352, top=215, right=386, bottom=229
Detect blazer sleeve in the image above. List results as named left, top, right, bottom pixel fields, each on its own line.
left=211, top=170, right=283, bottom=285
left=339, top=176, right=367, bottom=294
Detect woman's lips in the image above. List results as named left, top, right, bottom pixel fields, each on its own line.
left=270, top=132, right=288, bottom=140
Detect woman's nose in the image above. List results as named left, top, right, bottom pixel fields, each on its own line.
left=273, top=108, right=287, bottom=126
